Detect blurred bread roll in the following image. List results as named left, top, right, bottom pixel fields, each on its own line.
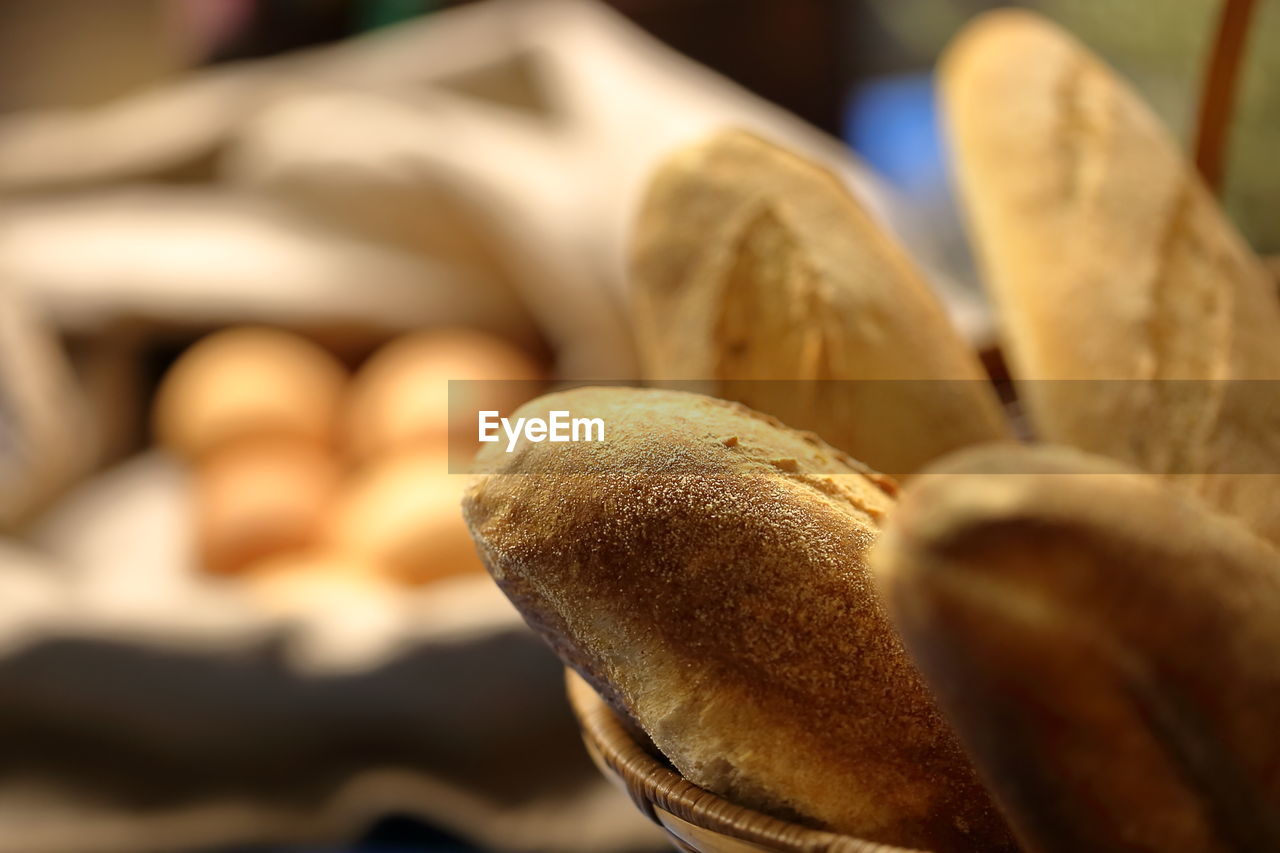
left=943, top=10, right=1280, bottom=544
left=344, top=329, right=542, bottom=461
left=330, top=451, right=483, bottom=586
left=464, top=387, right=1014, bottom=851
left=154, top=327, right=346, bottom=460
left=195, top=439, right=341, bottom=576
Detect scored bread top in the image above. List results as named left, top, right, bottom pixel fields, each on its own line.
left=942, top=10, right=1280, bottom=545
left=630, top=129, right=1009, bottom=476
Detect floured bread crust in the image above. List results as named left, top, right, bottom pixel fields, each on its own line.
left=463, top=387, right=1015, bottom=852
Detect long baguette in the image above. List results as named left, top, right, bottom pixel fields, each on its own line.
left=943, top=10, right=1280, bottom=545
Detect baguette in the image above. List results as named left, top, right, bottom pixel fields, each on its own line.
left=943, top=10, right=1280, bottom=545
left=874, top=443, right=1280, bottom=852
left=630, top=129, right=1009, bottom=476
left=463, top=386, right=1015, bottom=852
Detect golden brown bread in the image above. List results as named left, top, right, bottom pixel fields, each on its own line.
left=630, top=129, right=1009, bottom=477
left=154, top=327, right=348, bottom=461
left=343, top=329, right=543, bottom=461
left=194, top=438, right=341, bottom=576
left=328, top=450, right=485, bottom=586
left=463, top=386, right=1015, bottom=852
left=873, top=443, right=1280, bottom=853
left=942, top=10, right=1280, bottom=545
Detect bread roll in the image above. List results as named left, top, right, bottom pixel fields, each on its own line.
left=344, top=329, right=543, bottom=461
left=943, top=10, right=1280, bottom=545
left=195, top=438, right=341, bottom=576
left=874, top=443, right=1280, bottom=852
left=330, top=451, right=483, bottom=586
left=154, top=327, right=346, bottom=460
left=463, top=386, right=1014, bottom=851
left=630, top=129, right=1008, bottom=476
left=241, top=551, right=396, bottom=617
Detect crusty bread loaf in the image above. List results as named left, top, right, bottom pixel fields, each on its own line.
left=942, top=10, right=1280, bottom=545
left=630, top=129, right=1009, bottom=477
left=463, top=386, right=1015, bottom=852
left=874, top=443, right=1280, bottom=852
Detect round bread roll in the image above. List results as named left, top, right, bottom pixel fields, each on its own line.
left=463, top=387, right=1015, bottom=852
left=154, top=327, right=346, bottom=460
left=330, top=451, right=483, bottom=586
left=344, top=329, right=542, bottom=461
left=195, top=438, right=341, bottom=576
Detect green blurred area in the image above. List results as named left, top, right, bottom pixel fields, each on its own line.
left=355, top=0, right=441, bottom=32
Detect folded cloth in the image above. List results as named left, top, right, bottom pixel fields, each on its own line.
left=0, top=0, right=967, bottom=379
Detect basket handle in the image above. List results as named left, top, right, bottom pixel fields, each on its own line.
left=1194, top=0, right=1260, bottom=194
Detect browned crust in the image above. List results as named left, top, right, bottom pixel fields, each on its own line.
left=464, top=387, right=1014, bottom=852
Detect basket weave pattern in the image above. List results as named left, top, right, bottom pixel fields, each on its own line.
left=565, top=671, right=920, bottom=853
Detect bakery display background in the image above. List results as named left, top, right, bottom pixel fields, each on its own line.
left=1, top=1, right=1277, bottom=852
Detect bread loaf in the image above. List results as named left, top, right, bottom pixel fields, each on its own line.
left=463, top=386, right=1015, bottom=851
left=943, top=10, right=1280, bottom=545
left=874, top=443, right=1280, bottom=852
left=630, top=129, right=1009, bottom=476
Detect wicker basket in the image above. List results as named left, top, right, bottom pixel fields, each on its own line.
left=565, top=671, right=920, bottom=853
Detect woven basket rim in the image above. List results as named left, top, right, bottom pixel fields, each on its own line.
left=564, top=669, right=922, bottom=853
